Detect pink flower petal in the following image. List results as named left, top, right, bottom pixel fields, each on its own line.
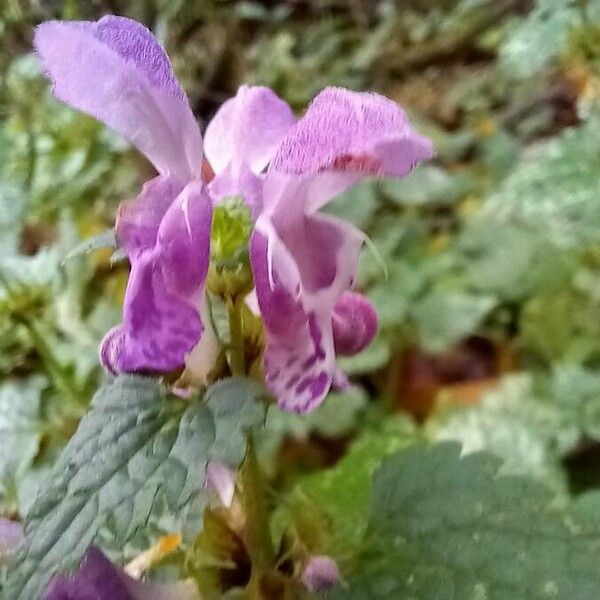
left=270, top=86, right=433, bottom=180
left=34, top=16, right=203, bottom=179
left=204, top=85, right=295, bottom=175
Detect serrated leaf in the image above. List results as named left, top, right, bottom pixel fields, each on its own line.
left=205, top=377, right=265, bottom=465
left=5, top=375, right=263, bottom=600
left=329, top=442, right=600, bottom=599
left=430, top=375, right=571, bottom=493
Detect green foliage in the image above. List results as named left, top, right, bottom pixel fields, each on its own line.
left=499, top=0, right=587, bottom=78
left=279, top=415, right=419, bottom=561
left=430, top=367, right=600, bottom=494
left=483, top=117, right=600, bottom=246
left=0, top=378, right=45, bottom=514
left=328, top=443, right=600, bottom=600
left=4, top=376, right=264, bottom=600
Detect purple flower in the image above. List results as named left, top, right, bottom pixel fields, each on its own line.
left=301, top=555, right=341, bottom=593
left=250, top=88, right=433, bottom=412
left=42, top=547, right=199, bottom=600
left=34, top=17, right=294, bottom=376
left=35, top=17, right=433, bottom=407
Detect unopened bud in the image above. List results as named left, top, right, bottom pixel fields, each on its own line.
left=332, top=292, right=377, bottom=356
left=301, top=555, right=341, bottom=592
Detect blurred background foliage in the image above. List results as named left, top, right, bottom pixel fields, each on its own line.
left=3, top=0, right=600, bottom=563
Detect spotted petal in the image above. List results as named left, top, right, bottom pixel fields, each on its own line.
left=34, top=16, right=203, bottom=179
left=270, top=87, right=434, bottom=187
left=250, top=179, right=364, bottom=412
left=101, top=181, right=212, bottom=374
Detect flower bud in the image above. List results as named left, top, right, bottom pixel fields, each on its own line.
left=331, top=292, right=377, bottom=356
left=0, top=517, right=23, bottom=559
left=204, top=461, right=236, bottom=508
left=301, top=555, right=341, bottom=592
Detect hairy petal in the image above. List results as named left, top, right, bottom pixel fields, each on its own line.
left=34, top=16, right=202, bottom=179
left=43, top=547, right=199, bottom=600
left=101, top=182, right=212, bottom=374
left=204, top=85, right=295, bottom=175
left=332, top=291, right=378, bottom=356
left=270, top=87, right=433, bottom=183
left=250, top=206, right=363, bottom=413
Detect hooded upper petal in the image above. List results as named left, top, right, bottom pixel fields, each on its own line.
left=270, top=87, right=434, bottom=183
left=43, top=547, right=199, bottom=600
left=204, top=86, right=295, bottom=217
left=34, top=16, right=203, bottom=179
left=204, top=85, right=295, bottom=175
left=101, top=181, right=212, bottom=374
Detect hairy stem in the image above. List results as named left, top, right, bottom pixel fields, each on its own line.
left=241, top=432, right=275, bottom=580
left=228, top=295, right=246, bottom=376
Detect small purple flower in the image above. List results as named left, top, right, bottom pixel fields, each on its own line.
left=34, top=17, right=294, bottom=377
left=42, top=547, right=199, bottom=600
left=35, top=17, right=433, bottom=405
left=301, top=555, right=341, bottom=593
left=250, top=88, right=433, bottom=412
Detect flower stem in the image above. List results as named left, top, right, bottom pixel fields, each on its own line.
left=228, top=295, right=246, bottom=376
left=241, top=432, right=275, bottom=573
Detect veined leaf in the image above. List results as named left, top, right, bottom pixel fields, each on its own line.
left=329, top=442, right=600, bottom=599
left=4, top=376, right=263, bottom=600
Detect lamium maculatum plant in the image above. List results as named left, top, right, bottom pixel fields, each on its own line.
left=3, top=15, right=433, bottom=600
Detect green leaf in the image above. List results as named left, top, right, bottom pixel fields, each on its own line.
left=380, top=166, right=473, bottom=206
left=337, top=337, right=392, bottom=375
left=0, top=377, right=45, bottom=511
left=329, top=442, right=600, bottom=599
left=429, top=374, right=571, bottom=493
left=499, top=0, right=588, bottom=78
left=431, top=367, right=600, bottom=494
left=257, top=387, right=368, bottom=466
left=482, top=117, right=600, bottom=246
left=0, top=182, right=27, bottom=256
left=4, top=375, right=263, bottom=600
left=411, top=290, right=496, bottom=352
left=283, top=416, right=418, bottom=559
left=205, top=377, right=265, bottom=465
